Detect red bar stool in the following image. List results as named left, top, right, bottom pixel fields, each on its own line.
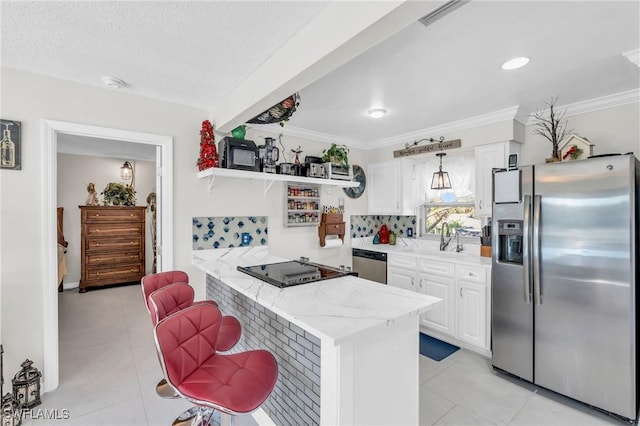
left=141, top=272, right=241, bottom=399
left=154, top=303, right=278, bottom=426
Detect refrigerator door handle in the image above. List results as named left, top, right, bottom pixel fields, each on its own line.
left=533, top=194, right=542, bottom=305
left=523, top=195, right=532, bottom=304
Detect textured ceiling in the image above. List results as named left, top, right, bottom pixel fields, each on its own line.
left=1, top=1, right=328, bottom=109
left=1, top=1, right=639, bottom=151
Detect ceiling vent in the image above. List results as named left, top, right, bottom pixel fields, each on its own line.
left=418, top=0, right=470, bottom=27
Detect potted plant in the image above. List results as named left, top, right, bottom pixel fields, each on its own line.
left=531, top=96, right=571, bottom=162
left=101, top=182, right=137, bottom=206
left=322, top=143, right=350, bottom=167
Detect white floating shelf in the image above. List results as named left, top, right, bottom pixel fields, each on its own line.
left=198, top=167, right=360, bottom=190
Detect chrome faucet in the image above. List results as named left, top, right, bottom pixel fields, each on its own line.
left=455, top=229, right=464, bottom=252
left=440, top=222, right=452, bottom=251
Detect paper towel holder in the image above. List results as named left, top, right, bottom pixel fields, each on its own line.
left=318, top=213, right=345, bottom=247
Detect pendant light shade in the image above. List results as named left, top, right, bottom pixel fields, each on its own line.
left=120, top=161, right=135, bottom=188
left=431, top=153, right=452, bottom=190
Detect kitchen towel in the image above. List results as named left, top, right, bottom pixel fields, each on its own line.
left=419, top=333, right=459, bottom=361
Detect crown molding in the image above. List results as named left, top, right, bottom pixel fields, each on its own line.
left=366, top=106, right=522, bottom=150
left=623, top=49, right=640, bottom=67
left=251, top=89, right=639, bottom=151
left=524, top=88, right=640, bottom=125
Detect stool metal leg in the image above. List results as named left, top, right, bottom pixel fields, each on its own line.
left=156, top=378, right=180, bottom=399
left=172, top=406, right=215, bottom=426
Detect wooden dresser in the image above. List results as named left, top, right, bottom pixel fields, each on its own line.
left=79, top=206, right=146, bottom=293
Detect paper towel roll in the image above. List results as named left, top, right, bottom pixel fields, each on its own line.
left=322, top=235, right=343, bottom=248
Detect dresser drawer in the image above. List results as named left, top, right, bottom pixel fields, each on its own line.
left=86, top=237, right=142, bottom=252
left=85, top=222, right=143, bottom=238
left=456, top=264, right=487, bottom=284
left=86, top=252, right=142, bottom=267
left=82, top=207, right=145, bottom=223
left=85, top=264, right=144, bottom=284
left=418, top=258, right=454, bottom=277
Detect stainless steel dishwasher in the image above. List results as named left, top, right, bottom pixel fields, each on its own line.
left=352, top=248, right=387, bottom=284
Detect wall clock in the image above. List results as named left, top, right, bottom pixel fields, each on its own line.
left=343, top=165, right=366, bottom=199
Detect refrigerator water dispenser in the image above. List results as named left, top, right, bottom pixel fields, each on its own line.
left=498, top=220, right=523, bottom=264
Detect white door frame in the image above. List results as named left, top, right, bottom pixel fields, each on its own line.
left=41, top=120, right=173, bottom=392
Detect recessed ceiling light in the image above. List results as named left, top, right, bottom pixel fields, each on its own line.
left=368, top=108, right=387, bottom=118
left=501, top=57, right=530, bottom=70
left=101, top=76, right=126, bottom=89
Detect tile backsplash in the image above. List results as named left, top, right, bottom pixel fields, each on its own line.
left=192, top=216, right=268, bottom=250
left=350, top=215, right=417, bottom=238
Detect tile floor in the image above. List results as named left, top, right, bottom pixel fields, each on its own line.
left=28, top=285, right=625, bottom=425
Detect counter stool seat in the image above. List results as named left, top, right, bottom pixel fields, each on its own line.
left=154, top=303, right=277, bottom=425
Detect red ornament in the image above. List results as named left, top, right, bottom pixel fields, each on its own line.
left=197, top=120, right=218, bottom=170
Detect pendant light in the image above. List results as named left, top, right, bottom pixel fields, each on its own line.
left=431, top=153, right=452, bottom=190
left=120, top=161, right=135, bottom=188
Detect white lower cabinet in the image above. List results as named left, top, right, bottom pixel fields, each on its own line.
left=387, top=254, right=418, bottom=292
left=455, top=264, right=488, bottom=349
left=417, top=259, right=455, bottom=336
left=387, top=252, right=491, bottom=354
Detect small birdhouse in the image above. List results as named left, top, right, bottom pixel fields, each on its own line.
left=560, top=134, right=594, bottom=161
left=12, top=360, right=41, bottom=409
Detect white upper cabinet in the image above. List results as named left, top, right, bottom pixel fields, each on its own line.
left=367, top=158, right=416, bottom=215
left=474, top=141, right=521, bottom=216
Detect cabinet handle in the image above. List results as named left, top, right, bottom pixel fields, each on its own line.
left=130, top=213, right=134, bottom=216
left=96, top=228, right=100, bottom=232
left=419, top=278, right=423, bottom=288
left=411, top=277, right=415, bottom=286
left=95, top=214, right=100, bottom=217
left=460, top=288, right=463, bottom=297
left=95, top=243, right=100, bottom=247
left=130, top=241, right=135, bottom=245
left=468, top=272, right=475, bottom=277
left=397, top=201, right=400, bottom=210
left=95, top=257, right=100, bottom=261
left=479, top=200, right=483, bottom=210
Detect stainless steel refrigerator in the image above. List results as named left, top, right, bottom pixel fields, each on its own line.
left=491, top=154, right=639, bottom=421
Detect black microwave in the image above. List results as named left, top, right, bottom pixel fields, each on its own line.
left=218, top=137, right=260, bottom=171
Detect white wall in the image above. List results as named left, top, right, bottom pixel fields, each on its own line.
left=0, top=68, right=207, bottom=379
left=521, top=102, right=640, bottom=164
left=56, top=154, right=156, bottom=285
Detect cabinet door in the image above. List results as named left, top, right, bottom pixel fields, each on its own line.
left=368, top=161, right=402, bottom=214
left=419, top=272, right=455, bottom=336
left=456, top=281, right=487, bottom=348
left=387, top=266, right=416, bottom=292
left=474, top=143, right=506, bottom=216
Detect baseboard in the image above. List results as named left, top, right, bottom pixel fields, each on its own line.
left=62, top=281, right=79, bottom=291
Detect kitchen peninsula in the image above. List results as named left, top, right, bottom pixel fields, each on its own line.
left=193, top=247, right=441, bottom=425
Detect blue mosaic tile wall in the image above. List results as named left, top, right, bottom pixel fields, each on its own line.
left=192, top=216, right=268, bottom=250
left=350, top=215, right=417, bottom=238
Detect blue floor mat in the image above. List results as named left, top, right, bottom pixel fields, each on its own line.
left=419, top=333, right=459, bottom=361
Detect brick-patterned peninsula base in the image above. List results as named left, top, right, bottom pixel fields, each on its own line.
left=206, top=275, right=321, bottom=425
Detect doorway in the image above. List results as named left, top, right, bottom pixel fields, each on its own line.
left=41, top=120, right=174, bottom=392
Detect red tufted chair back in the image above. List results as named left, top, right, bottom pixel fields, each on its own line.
left=155, top=304, right=222, bottom=387
left=141, top=270, right=189, bottom=312
left=148, top=283, right=195, bottom=326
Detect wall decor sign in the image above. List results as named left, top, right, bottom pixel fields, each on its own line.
left=0, top=119, right=21, bottom=170
left=393, top=138, right=461, bottom=158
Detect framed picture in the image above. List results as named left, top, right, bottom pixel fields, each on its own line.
left=0, top=119, right=21, bottom=170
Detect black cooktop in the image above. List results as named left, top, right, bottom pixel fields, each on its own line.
left=237, top=260, right=356, bottom=288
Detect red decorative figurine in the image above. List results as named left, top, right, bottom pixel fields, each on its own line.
left=197, top=120, right=219, bottom=171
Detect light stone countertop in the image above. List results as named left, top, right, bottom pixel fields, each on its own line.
left=192, top=246, right=442, bottom=344
left=352, top=237, right=492, bottom=267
